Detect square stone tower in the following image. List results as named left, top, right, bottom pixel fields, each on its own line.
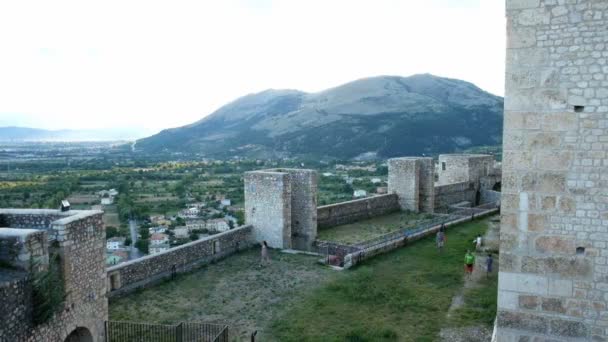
left=388, top=157, right=434, bottom=213
left=244, top=169, right=317, bottom=250
left=497, top=1, right=607, bottom=340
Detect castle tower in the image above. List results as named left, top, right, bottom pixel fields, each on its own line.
left=497, top=1, right=607, bottom=340
left=388, top=157, right=434, bottom=213
left=244, top=169, right=317, bottom=250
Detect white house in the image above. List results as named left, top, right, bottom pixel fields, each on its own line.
left=148, top=226, right=168, bottom=234
left=220, top=199, right=231, bottom=207
left=371, top=178, right=382, bottom=184
left=353, top=190, right=367, bottom=198
left=178, top=207, right=200, bottom=219
left=101, top=197, right=114, bottom=205
left=173, top=227, right=190, bottom=238
left=206, top=218, right=230, bottom=232
left=106, top=237, right=126, bottom=250
left=150, top=244, right=170, bottom=254
left=150, top=233, right=169, bottom=245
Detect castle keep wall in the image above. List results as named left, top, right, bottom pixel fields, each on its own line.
left=275, top=169, right=318, bottom=251
left=0, top=209, right=107, bottom=342
left=244, top=171, right=292, bottom=249
left=497, top=1, right=608, bottom=340
left=317, top=194, right=400, bottom=229
left=106, top=225, right=253, bottom=297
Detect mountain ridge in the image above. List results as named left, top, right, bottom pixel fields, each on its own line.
left=137, top=74, right=504, bottom=159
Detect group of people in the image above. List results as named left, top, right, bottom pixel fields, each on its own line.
left=436, top=227, right=493, bottom=278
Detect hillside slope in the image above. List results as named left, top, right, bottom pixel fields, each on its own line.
left=137, top=74, right=503, bottom=159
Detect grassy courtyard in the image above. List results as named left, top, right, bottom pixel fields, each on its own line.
left=316, top=211, right=436, bottom=245
left=110, top=217, right=497, bottom=341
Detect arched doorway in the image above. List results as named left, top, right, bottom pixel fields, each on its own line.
left=64, top=327, right=93, bottom=342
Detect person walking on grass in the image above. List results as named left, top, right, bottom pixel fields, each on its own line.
left=260, top=240, right=271, bottom=266
left=464, top=249, right=475, bottom=279
left=436, top=229, right=446, bottom=253
left=473, top=234, right=482, bottom=250
left=486, top=254, right=493, bottom=278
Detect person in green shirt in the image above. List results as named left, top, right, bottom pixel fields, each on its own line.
left=464, top=250, right=475, bottom=279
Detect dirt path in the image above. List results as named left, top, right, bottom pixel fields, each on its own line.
left=440, top=217, right=500, bottom=342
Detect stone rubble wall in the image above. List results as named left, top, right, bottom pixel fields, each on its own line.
left=0, top=272, right=32, bottom=341
left=498, top=1, right=608, bottom=341
left=317, top=194, right=400, bottom=229
left=0, top=209, right=107, bottom=342
left=434, top=182, right=477, bottom=212
left=0, top=229, right=48, bottom=271
left=107, top=225, right=254, bottom=298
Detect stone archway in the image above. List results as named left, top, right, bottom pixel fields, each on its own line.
left=64, top=327, right=93, bottom=342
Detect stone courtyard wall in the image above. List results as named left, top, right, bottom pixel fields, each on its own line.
left=434, top=182, right=477, bottom=212
left=497, top=1, right=608, bottom=340
left=317, top=194, right=400, bottom=229
left=107, top=225, right=253, bottom=297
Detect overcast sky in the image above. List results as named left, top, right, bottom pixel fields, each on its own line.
left=0, top=0, right=505, bottom=132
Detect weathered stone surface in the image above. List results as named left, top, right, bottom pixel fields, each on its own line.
left=107, top=225, right=253, bottom=297
left=549, top=319, right=588, bottom=338
left=541, top=298, right=566, bottom=314
left=317, top=194, right=399, bottom=229
left=0, top=209, right=107, bottom=342
left=497, top=311, right=549, bottom=333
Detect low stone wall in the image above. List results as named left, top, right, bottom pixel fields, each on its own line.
left=343, top=209, right=498, bottom=269
left=317, top=194, right=400, bottom=229
left=480, top=190, right=501, bottom=206
left=107, top=225, right=254, bottom=297
left=434, top=182, right=476, bottom=212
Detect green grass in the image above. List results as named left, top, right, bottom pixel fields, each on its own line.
left=447, top=262, right=499, bottom=327
left=271, top=218, right=492, bottom=341
left=317, top=211, right=436, bottom=245
left=110, top=217, right=496, bottom=341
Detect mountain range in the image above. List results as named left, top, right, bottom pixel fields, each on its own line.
left=136, top=74, right=503, bottom=159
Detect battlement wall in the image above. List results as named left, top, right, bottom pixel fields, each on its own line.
left=317, top=194, right=400, bottom=229
left=107, top=225, right=254, bottom=297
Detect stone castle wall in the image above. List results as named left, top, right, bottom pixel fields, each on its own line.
left=244, top=169, right=318, bottom=250
left=497, top=1, right=608, bottom=340
left=434, top=181, right=477, bottom=212
left=277, top=169, right=318, bottom=251
left=0, top=209, right=107, bottom=342
left=107, top=225, right=253, bottom=297
left=0, top=272, right=32, bottom=340
left=387, top=157, right=434, bottom=212
left=317, top=194, right=400, bottom=229
left=244, top=171, right=292, bottom=249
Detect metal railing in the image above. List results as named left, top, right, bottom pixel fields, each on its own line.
left=105, top=321, right=229, bottom=342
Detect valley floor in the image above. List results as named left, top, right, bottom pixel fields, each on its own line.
left=109, top=217, right=498, bottom=341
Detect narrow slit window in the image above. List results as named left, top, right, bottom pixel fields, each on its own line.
left=442, top=162, right=446, bottom=171
left=574, top=105, right=584, bottom=113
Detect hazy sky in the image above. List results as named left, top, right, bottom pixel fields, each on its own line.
left=0, top=0, right=505, bottom=132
